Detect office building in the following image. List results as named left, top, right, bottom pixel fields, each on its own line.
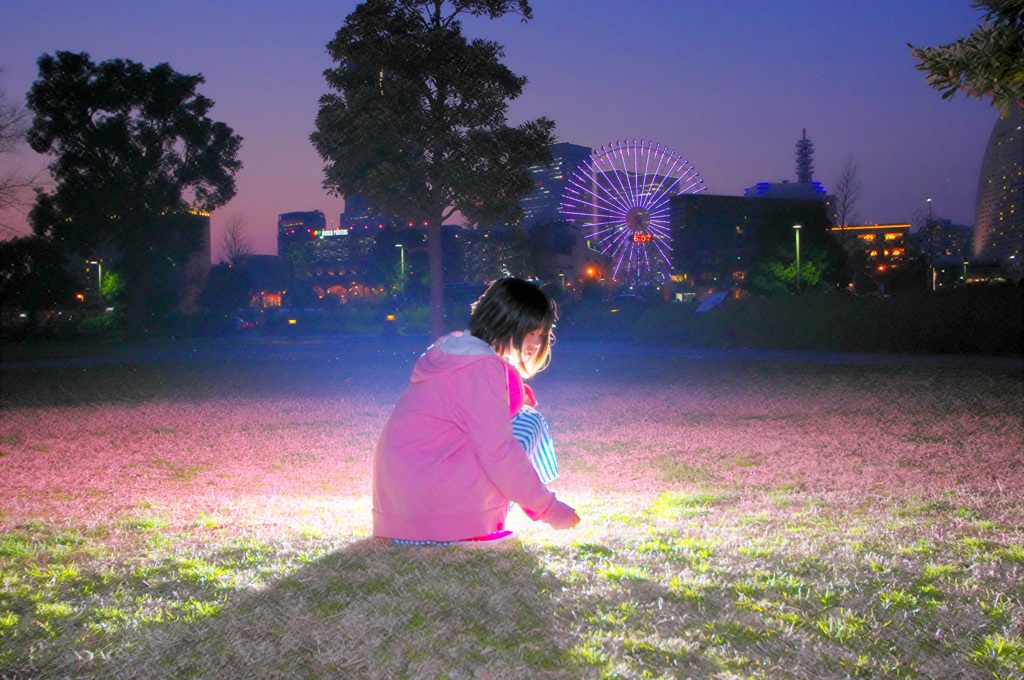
left=179, top=207, right=212, bottom=314
left=974, top=105, right=1023, bottom=275
left=277, top=210, right=327, bottom=253
left=520, top=141, right=592, bottom=228
left=915, top=219, right=973, bottom=266
left=277, top=210, right=372, bottom=302
left=830, top=223, right=910, bottom=279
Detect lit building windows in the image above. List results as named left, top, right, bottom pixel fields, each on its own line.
left=974, top=105, right=1023, bottom=263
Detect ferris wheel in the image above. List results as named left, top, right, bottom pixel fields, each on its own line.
left=560, top=140, right=706, bottom=285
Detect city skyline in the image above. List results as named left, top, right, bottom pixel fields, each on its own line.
left=0, top=1, right=999, bottom=261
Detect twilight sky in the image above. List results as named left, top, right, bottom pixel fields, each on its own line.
left=0, top=0, right=999, bottom=260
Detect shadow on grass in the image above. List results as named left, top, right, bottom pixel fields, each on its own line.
left=6, top=505, right=1024, bottom=678
left=68, top=538, right=587, bottom=679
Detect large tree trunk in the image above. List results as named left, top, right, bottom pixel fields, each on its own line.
left=427, top=219, right=445, bottom=340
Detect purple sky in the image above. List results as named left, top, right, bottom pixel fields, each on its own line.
left=0, top=1, right=998, bottom=260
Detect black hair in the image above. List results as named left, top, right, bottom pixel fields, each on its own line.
left=469, top=277, right=557, bottom=377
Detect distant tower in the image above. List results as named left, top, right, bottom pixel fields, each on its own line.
left=796, top=129, right=814, bottom=184
left=744, top=128, right=827, bottom=200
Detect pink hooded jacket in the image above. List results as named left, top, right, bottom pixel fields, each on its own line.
left=372, top=331, right=564, bottom=541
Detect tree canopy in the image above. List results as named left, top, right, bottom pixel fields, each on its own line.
left=909, top=0, right=1024, bottom=114
left=26, top=51, right=242, bottom=338
left=311, top=0, right=555, bottom=337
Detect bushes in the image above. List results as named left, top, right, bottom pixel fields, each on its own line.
left=76, top=313, right=123, bottom=338
left=558, top=286, right=1022, bottom=356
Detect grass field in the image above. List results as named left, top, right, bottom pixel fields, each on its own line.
left=1, top=337, right=1022, bottom=679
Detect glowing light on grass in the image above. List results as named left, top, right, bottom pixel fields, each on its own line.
left=1, top=351, right=1023, bottom=678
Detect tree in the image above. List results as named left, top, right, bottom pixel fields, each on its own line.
left=0, top=234, right=77, bottom=314
left=26, top=51, right=242, bottom=339
left=219, top=213, right=254, bottom=266
left=101, top=268, right=128, bottom=310
left=909, top=0, right=1024, bottom=114
left=1, top=67, right=42, bottom=238
left=831, top=156, right=862, bottom=252
left=311, top=0, right=555, bottom=338
left=745, top=203, right=850, bottom=295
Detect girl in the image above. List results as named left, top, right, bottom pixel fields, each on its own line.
left=372, top=277, right=580, bottom=545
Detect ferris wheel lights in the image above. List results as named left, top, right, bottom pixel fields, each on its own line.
left=560, top=139, right=704, bottom=285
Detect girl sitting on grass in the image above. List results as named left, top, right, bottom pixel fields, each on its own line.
left=372, top=277, right=580, bottom=545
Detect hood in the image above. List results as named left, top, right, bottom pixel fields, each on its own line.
left=410, top=331, right=500, bottom=383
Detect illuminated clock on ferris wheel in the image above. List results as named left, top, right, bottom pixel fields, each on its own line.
left=560, top=139, right=706, bottom=285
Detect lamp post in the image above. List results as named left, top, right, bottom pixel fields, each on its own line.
left=926, top=198, right=936, bottom=291
left=88, top=260, right=103, bottom=303
left=793, top=225, right=802, bottom=294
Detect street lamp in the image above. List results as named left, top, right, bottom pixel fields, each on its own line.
left=87, top=260, right=103, bottom=303
left=925, top=198, right=936, bottom=291
left=792, top=225, right=802, bottom=294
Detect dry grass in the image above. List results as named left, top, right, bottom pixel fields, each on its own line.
left=1, top=337, right=1022, bottom=678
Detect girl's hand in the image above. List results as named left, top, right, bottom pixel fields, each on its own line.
left=544, top=500, right=581, bottom=530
